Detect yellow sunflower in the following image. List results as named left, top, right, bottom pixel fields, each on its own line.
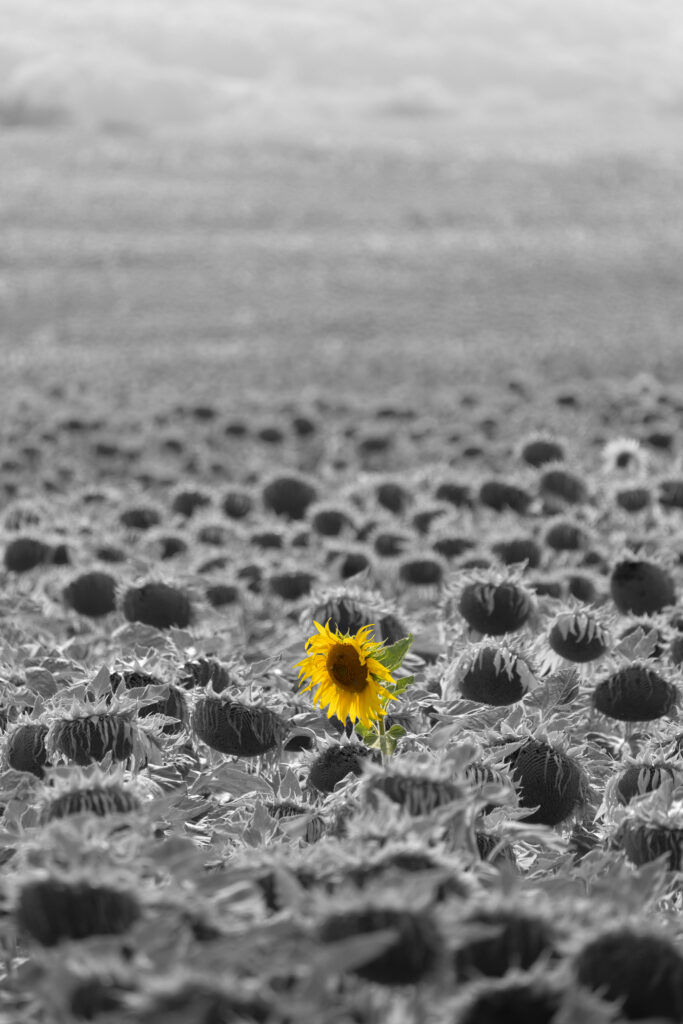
left=294, top=621, right=396, bottom=728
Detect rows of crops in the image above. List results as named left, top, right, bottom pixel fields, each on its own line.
left=2, top=371, right=683, bottom=1022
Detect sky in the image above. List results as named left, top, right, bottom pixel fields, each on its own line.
left=2, top=0, right=683, bottom=154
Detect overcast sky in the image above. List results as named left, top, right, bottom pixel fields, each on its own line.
left=2, top=0, right=683, bottom=155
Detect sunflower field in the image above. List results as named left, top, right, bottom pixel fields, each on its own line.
left=3, top=370, right=683, bottom=1023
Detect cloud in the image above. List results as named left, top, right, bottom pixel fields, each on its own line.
left=373, top=77, right=459, bottom=118
left=1, top=0, right=683, bottom=152
left=1, top=50, right=263, bottom=131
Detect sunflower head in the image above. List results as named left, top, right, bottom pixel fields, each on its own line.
left=294, top=621, right=396, bottom=729
left=601, top=436, right=648, bottom=477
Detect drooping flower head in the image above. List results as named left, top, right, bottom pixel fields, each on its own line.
left=294, top=621, right=396, bottom=728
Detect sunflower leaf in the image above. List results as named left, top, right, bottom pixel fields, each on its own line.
left=374, top=634, right=414, bottom=672
left=380, top=732, right=399, bottom=756
left=385, top=674, right=416, bottom=698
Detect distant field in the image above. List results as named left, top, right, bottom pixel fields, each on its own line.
left=2, top=131, right=683, bottom=400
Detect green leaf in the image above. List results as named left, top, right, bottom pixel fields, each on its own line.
left=380, top=733, right=398, bottom=756
left=354, top=723, right=376, bottom=743
left=374, top=634, right=414, bottom=672
left=386, top=724, right=406, bottom=739
left=385, top=674, right=416, bottom=698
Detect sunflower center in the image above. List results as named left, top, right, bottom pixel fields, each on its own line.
left=326, top=644, right=369, bottom=694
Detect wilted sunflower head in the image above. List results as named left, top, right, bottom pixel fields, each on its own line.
left=294, top=621, right=396, bottom=729
left=303, top=582, right=408, bottom=647
left=533, top=603, right=615, bottom=678
left=35, top=764, right=153, bottom=826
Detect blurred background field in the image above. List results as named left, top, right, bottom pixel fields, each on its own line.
left=2, top=0, right=683, bottom=400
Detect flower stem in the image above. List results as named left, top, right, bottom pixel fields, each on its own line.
left=377, top=715, right=387, bottom=768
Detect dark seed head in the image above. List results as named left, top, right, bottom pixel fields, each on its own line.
left=543, top=519, right=588, bottom=552
left=4, top=537, right=51, bottom=572
left=63, top=572, right=117, bottom=617
left=539, top=467, right=588, bottom=504
left=205, top=583, right=239, bottom=607
left=308, top=744, right=370, bottom=793
left=615, top=763, right=674, bottom=805
left=610, top=560, right=676, bottom=616
left=122, top=583, right=192, bottom=629
left=376, top=481, right=410, bottom=515
left=337, top=550, right=371, bottom=579
left=434, top=481, right=472, bottom=507
left=593, top=664, right=677, bottom=722
left=250, top=528, right=285, bottom=550
left=547, top=612, right=609, bottom=663
left=269, top=571, right=315, bottom=601
left=7, top=723, right=50, bottom=777
left=659, top=479, right=683, bottom=510
left=454, top=908, right=556, bottom=980
left=283, top=732, right=314, bottom=752
left=49, top=543, right=70, bottom=566
left=521, top=437, right=566, bottom=467
left=192, top=697, right=284, bottom=757
left=171, top=489, right=211, bottom=517
left=458, top=581, right=532, bottom=635
left=292, top=413, right=316, bottom=436
left=310, top=507, right=354, bottom=537
left=432, top=535, right=474, bottom=560
left=398, top=557, right=444, bottom=587
left=373, top=530, right=409, bottom=557
left=506, top=739, right=583, bottom=826
left=17, top=877, right=140, bottom=946
left=458, top=980, right=562, bottom=1024
left=616, top=486, right=652, bottom=513
left=491, top=537, right=541, bottom=568
left=262, top=475, right=317, bottom=521
left=112, top=675, right=186, bottom=734
left=367, top=773, right=462, bottom=816
left=479, top=480, right=533, bottom=514
left=319, top=908, right=441, bottom=985
left=221, top=488, right=253, bottom=520
left=224, top=418, right=249, bottom=437
left=52, top=715, right=136, bottom=766
left=196, top=523, right=229, bottom=546
left=565, top=573, right=598, bottom=604
left=119, top=506, right=161, bottom=530
left=157, top=535, right=187, bottom=559
left=615, top=820, right=683, bottom=871
left=529, top=576, right=564, bottom=599
left=458, top=646, right=531, bottom=705
left=312, top=595, right=369, bottom=636
left=96, top=545, right=126, bottom=563
left=178, top=657, right=231, bottom=693
left=412, top=506, right=447, bottom=535
left=40, top=784, right=141, bottom=824
left=574, top=930, right=683, bottom=1021
left=257, top=424, right=284, bottom=444
left=379, top=612, right=409, bottom=645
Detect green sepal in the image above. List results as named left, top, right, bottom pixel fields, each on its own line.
left=374, top=634, right=414, bottom=672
